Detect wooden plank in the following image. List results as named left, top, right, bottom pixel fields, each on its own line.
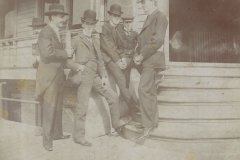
left=17, top=12, right=34, bottom=20
left=160, top=67, right=240, bottom=78
left=18, top=1, right=34, bottom=7
left=17, top=8, right=35, bottom=15
left=17, top=22, right=32, bottom=29
left=17, top=27, right=32, bottom=33
left=17, top=30, right=32, bottom=38
left=158, top=77, right=240, bottom=89
left=17, top=17, right=32, bottom=24
left=157, top=89, right=240, bottom=103
left=18, top=3, right=35, bottom=11
left=158, top=103, right=240, bottom=119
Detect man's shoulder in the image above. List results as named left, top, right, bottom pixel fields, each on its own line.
left=39, top=26, right=52, bottom=37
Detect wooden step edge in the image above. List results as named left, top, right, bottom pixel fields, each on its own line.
left=158, top=102, right=240, bottom=106
left=158, top=118, right=240, bottom=123
left=123, top=125, right=240, bottom=143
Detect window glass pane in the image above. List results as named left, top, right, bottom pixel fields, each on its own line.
left=170, top=0, right=240, bottom=63
left=72, top=0, right=91, bottom=25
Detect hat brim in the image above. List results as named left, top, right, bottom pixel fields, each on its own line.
left=107, top=11, right=123, bottom=16
left=81, top=18, right=98, bottom=24
left=44, top=11, right=69, bottom=16
left=28, top=23, right=47, bottom=27
left=123, top=19, right=134, bottom=22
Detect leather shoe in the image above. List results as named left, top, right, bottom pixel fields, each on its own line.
left=115, top=116, right=132, bottom=131
left=75, top=140, right=92, bottom=147
left=44, top=145, right=53, bottom=151
left=54, top=135, right=71, bottom=140
left=137, top=127, right=156, bottom=141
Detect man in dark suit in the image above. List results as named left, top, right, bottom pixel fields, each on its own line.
left=100, top=4, right=139, bottom=114
left=134, top=0, right=168, bottom=140
left=66, top=10, right=131, bottom=147
left=35, top=4, right=72, bottom=151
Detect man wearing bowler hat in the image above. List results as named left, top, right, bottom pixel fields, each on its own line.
left=35, top=3, right=72, bottom=151
left=134, top=0, right=168, bottom=140
left=100, top=4, right=140, bottom=116
left=66, top=9, right=132, bottom=147
left=29, top=17, right=47, bottom=136
left=29, top=17, right=47, bottom=70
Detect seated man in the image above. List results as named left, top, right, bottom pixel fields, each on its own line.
left=66, top=10, right=131, bottom=147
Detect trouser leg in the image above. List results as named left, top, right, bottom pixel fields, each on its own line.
left=73, top=67, right=94, bottom=142
left=42, top=82, right=59, bottom=148
left=107, top=61, right=138, bottom=108
left=92, top=75, right=120, bottom=129
left=138, top=68, right=159, bottom=128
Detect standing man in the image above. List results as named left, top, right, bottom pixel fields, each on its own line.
left=100, top=4, right=139, bottom=113
left=35, top=4, right=72, bottom=151
left=134, top=0, right=168, bottom=140
left=66, top=10, right=131, bottom=147
left=29, top=17, right=47, bottom=136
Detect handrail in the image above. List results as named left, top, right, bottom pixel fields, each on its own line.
left=0, top=97, right=39, bottom=104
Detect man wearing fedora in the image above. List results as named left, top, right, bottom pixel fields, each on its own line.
left=66, top=9, right=131, bottom=147
left=100, top=4, right=139, bottom=116
left=35, top=4, right=72, bottom=151
left=29, top=17, right=47, bottom=137
left=133, top=0, right=168, bottom=140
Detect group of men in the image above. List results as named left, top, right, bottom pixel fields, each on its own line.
left=31, top=0, right=168, bottom=151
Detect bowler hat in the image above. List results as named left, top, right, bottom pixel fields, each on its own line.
left=122, top=15, right=134, bottom=22
left=107, top=4, right=123, bottom=16
left=44, top=4, right=69, bottom=16
left=81, top=10, right=98, bottom=24
left=28, top=17, right=47, bottom=27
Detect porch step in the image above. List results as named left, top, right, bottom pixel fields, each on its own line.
left=158, top=67, right=240, bottom=78
left=158, top=103, right=240, bottom=119
left=157, top=89, right=240, bottom=103
left=123, top=120, right=240, bottom=140
left=158, top=77, right=240, bottom=89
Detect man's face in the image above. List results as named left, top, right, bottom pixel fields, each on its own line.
left=123, top=21, right=133, bottom=31
left=52, top=14, right=65, bottom=28
left=32, top=26, right=44, bottom=35
left=141, top=0, right=154, bottom=14
left=82, top=22, right=96, bottom=35
left=110, top=14, right=121, bottom=25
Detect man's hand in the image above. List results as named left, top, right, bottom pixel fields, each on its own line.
left=66, top=47, right=74, bottom=58
left=78, top=64, right=85, bottom=72
left=133, top=54, right=143, bottom=65
left=121, top=58, right=127, bottom=69
left=116, top=59, right=127, bottom=70
left=102, top=76, right=109, bottom=90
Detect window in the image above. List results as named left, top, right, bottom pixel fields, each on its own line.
left=170, top=0, right=240, bottom=63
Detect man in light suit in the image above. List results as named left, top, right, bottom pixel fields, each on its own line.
left=66, top=10, right=131, bottom=147
left=134, top=0, right=168, bottom=140
left=35, top=4, right=72, bottom=151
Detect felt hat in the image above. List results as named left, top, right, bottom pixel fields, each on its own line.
left=28, top=18, right=47, bottom=27
left=81, top=10, right=98, bottom=24
left=122, top=15, right=134, bottom=22
left=44, top=4, right=69, bottom=16
left=107, top=4, right=123, bottom=16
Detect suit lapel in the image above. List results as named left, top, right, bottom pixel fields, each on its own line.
left=140, top=10, right=159, bottom=34
left=46, top=25, right=62, bottom=47
left=79, top=33, right=91, bottom=50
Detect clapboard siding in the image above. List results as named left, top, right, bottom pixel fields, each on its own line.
left=17, top=8, right=35, bottom=15
left=16, top=0, right=35, bottom=37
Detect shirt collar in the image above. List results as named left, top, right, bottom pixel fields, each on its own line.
left=83, top=29, right=92, bottom=38
left=109, top=20, right=117, bottom=29
left=124, top=27, right=131, bottom=33
left=49, top=22, right=60, bottom=34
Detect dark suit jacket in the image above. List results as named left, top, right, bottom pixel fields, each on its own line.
left=35, top=25, right=68, bottom=98
left=116, top=24, right=138, bottom=56
left=66, top=32, right=107, bottom=81
left=100, top=22, right=124, bottom=63
left=136, top=9, right=168, bottom=69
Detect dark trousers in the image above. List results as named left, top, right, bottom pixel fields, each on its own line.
left=42, top=70, right=64, bottom=148
left=138, top=68, right=159, bottom=128
left=73, top=66, right=120, bottom=142
left=107, top=60, right=139, bottom=109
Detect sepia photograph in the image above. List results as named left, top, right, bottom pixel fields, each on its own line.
left=0, top=0, right=239, bottom=159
